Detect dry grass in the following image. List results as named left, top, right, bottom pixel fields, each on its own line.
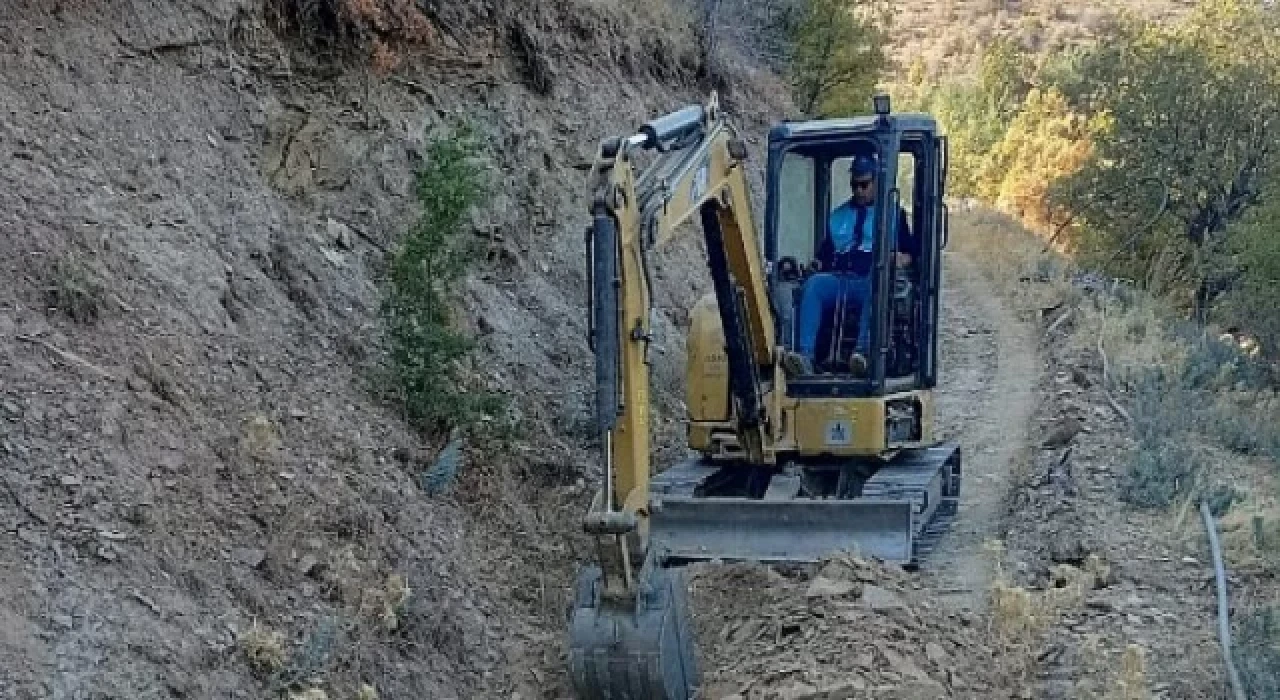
left=242, top=412, right=283, bottom=463
left=948, top=207, right=1078, bottom=316
left=1107, top=645, right=1151, bottom=700
left=360, top=572, right=412, bottom=632
left=242, top=620, right=287, bottom=674
left=983, top=539, right=1111, bottom=680
left=984, top=540, right=1151, bottom=698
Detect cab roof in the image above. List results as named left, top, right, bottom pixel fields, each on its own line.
left=768, top=113, right=939, bottom=143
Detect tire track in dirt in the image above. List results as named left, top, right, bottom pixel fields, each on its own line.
left=923, top=252, right=1039, bottom=613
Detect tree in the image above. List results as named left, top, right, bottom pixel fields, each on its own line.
left=978, top=36, right=1031, bottom=122
left=788, top=0, right=890, bottom=117
left=977, top=87, right=1097, bottom=234
left=1048, top=0, right=1280, bottom=311
left=1218, top=187, right=1280, bottom=360
left=914, top=38, right=1034, bottom=198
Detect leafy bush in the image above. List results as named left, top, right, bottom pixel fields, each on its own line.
left=1123, top=438, right=1204, bottom=509
left=1121, top=333, right=1280, bottom=508
left=1217, top=189, right=1280, bottom=364
left=1122, top=367, right=1205, bottom=508
left=382, top=124, right=498, bottom=435
left=1178, top=331, right=1273, bottom=393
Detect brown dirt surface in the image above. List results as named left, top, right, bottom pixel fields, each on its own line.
left=0, top=1, right=790, bottom=698
left=689, top=555, right=1016, bottom=699
left=922, top=253, right=1038, bottom=614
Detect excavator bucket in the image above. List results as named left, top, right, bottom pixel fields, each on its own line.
left=568, top=565, right=700, bottom=700
left=566, top=446, right=960, bottom=700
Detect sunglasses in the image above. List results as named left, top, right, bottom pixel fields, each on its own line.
left=852, top=178, right=874, bottom=190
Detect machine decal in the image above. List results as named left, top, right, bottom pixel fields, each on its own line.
left=689, top=161, right=709, bottom=204
left=825, top=419, right=853, bottom=446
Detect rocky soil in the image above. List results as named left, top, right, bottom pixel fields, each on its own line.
left=0, top=1, right=788, bottom=698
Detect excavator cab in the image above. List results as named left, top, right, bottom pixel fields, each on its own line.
left=766, top=105, right=949, bottom=394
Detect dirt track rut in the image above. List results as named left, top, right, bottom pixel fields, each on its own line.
left=923, top=252, right=1039, bottom=612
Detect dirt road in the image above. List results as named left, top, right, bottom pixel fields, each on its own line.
left=924, top=253, right=1039, bottom=612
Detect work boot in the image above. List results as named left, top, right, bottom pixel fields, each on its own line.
left=781, top=351, right=814, bottom=377
left=847, top=353, right=868, bottom=376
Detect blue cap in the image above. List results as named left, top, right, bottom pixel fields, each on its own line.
left=850, top=154, right=876, bottom=178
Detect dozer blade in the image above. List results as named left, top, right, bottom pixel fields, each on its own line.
left=649, top=498, right=915, bottom=564
left=646, top=444, right=961, bottom=568
left=568, top=564, right=699, bottom=700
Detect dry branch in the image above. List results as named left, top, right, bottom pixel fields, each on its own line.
left=16, top=334, right=116, bottom=382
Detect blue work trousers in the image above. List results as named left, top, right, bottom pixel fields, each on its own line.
left=796, top=272, right=871, bottom=360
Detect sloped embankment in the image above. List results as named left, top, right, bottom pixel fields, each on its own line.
left=0, top=1, right=791, bottom=697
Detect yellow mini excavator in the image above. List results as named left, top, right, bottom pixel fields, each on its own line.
left=569, top=93, right=961, bottom=699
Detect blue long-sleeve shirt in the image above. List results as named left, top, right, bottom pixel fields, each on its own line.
left=817, top=201, right=917, bottom=275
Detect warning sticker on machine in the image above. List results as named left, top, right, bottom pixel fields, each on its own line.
left=825, top=419, right=853, bottom=446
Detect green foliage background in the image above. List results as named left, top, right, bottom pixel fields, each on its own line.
left=896, top=0, right=1280, bottom=361
left=786, top=0, right=892, bottom=116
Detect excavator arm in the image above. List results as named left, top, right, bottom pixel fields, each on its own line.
left=572, top=94, right=775, bottom=699
left=583, top=93, right=774, bottom=575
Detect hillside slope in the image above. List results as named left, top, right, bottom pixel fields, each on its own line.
left=885, top=0, right=1197, bottom=81
left=0, top=1, right=791, bottom=697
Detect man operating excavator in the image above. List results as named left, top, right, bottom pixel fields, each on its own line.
left=782, top=152, right=919, bottom=377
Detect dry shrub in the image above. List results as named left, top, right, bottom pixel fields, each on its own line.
left=1098, top=294, right=1180, bottom=379
left=47, top=252, right=104, bottom=324
left=1215, top=501, right=1280, bottom=574
left=985, top=540, right=1111, bottom=684
left=359, top=572, right=412, bottom=632
left=242, top=620, right=287, bottom=674
left=242, top=412, right=283, bottom=463
left=344, top=0, right=433, bottom=42
left=265, top=0, right=436, bottom=61
left=370, top=37, right=401, bottom=75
